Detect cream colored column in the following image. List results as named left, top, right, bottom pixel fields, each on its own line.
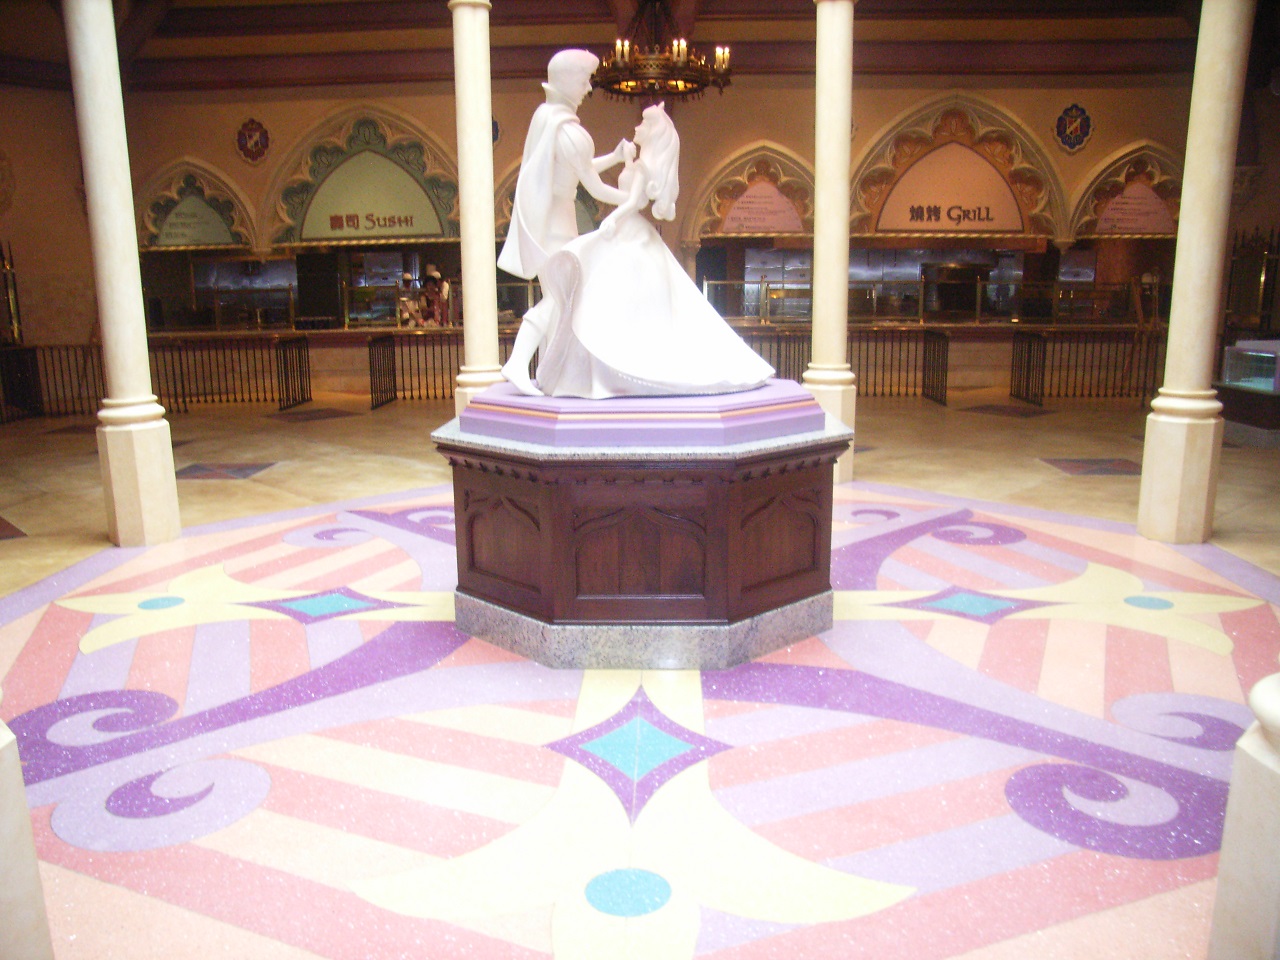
left=450, top=0, right=503, bottom=415
left=64, top=0, right=180, bottom=546
left=1137, top=0, right=1256, bottom=543
left=804, top=0, right=856, bottom=482
left=0, top=723, right=55, bottom=960
left=1207, top=673, right=1280, bottom=960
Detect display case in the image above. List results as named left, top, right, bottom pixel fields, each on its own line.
left=1217, top=339, right=1280, bottom=445
left=1221, top=340, right=1280, bottom=394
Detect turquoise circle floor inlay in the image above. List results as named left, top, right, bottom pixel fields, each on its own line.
left=585, top=868, right=672, bottom=917
left=1124, top=595, right=1175, bottom=610
left=138, top=596, right=184, bottom=610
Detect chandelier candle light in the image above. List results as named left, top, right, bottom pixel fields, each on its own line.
left=594, top=0, right=730, bottom=100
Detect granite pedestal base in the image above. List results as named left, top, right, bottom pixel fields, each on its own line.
left=456, top=590, right=833, bottom=669
left=432, top=380, right=853, bottom=670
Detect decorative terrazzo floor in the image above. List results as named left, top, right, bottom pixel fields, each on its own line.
left=2, top=477, right=1277, bottom=959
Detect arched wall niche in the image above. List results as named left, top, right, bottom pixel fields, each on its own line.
left=138, top=159, right=255, bottom=250
left=683, top=143, right=815, bottom=247
left=1070, top=142, right=1182, bottom=239
left=852, top=95, right=1067, bottom=242
left=267, top=106, right=460, bottom=247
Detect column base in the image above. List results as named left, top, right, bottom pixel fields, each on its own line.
left=97, top=417, right=181, bottom=546
left=1, top=723, right=55, bottom=960
left=454, top=366, right=504, bottom=416
left=1137, top=394, right=1223, bottom=544
left=802, top=368, right=857, bottom=483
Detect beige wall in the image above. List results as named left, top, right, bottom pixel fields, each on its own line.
left=5, top=68, right=1269, bottom=349
left=0, top=86, right=96, bottom=344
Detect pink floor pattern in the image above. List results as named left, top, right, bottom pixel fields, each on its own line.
left=2, top=481, right=1278, bottom=958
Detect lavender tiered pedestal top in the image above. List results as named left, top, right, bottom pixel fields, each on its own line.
left=432, top=380, right=853, bottom=669
left=455, top=378, right=829, bottom=449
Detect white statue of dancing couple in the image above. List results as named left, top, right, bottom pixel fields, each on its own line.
left=498, top=49, right=772, bottom=399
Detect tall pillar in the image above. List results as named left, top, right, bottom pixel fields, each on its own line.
left=1137, top=0, right=1256, bottom=543
left=449, top=0, right=503, bottom=415
left=1207, top=673, right=1280, bottom=960
left=64, top=0, right=180, bottom=546
left=804, top=0, right=856, bottom=483
left=0, top=723, right=54, bottom=960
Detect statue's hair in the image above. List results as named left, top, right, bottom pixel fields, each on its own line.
left=546, top=49, right=599, bottom=92
left=639, top=103, right=680, bottom=222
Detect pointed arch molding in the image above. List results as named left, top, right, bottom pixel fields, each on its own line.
left=1070, top=143, right=1182, bottom=239
left=270, top=109, right=460, bottom=246
left=852, top=97, right=1066, bottom=240
left=686, top=144, right=815, bottom=242
left=140, top=160, right=255, bottom=250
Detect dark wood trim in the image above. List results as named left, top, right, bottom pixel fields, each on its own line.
left=726, top=38, right=1198, bottom=76
left=0, top=56, right=70, bottom=90
left=155, top=0, right=617, bottom=37
left=119, top=37, right=1196, bottom=91
left=119, top=0, right=171, bottom=64
left=699, top=0, right=1191, bottom=20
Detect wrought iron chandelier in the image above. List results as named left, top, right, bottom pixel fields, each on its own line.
left=592, top=0, right=731, bottom=101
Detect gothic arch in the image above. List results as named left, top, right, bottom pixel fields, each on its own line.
left=1069, top=142, right=1182, bottom=239
left=137, top=158, right=256, bottom=250
left=851, top=95, right=1067, bottom=241
left=266, top=106, right=460, bottom=246
left=682, top=142, right=815, bottom=248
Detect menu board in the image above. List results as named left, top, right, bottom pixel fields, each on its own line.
left=155, top=195, right=236, bottom=247
left=720, top=180, right=805, bottom=234
left=1094, top=180, right=1176, bottom=235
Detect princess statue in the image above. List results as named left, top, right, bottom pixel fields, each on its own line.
left=501, top=100, right=774, bottom=399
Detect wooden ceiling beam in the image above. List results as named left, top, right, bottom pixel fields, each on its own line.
left=155, top=0, right=616, bottom=37
left=697, top=0, right=1191, bottom=20
left=118, top=36, right=1196, bottom=91
left=118, top=0, right=170, bottom=67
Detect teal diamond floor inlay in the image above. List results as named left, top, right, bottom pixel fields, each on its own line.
left=923, top=591, right=1021, bottom=618
left=280, top=592, right=381, bottom=619
left=581, top=717, right=696, bottom=781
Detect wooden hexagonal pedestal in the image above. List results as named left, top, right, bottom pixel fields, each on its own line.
left=432, top=380, right=852, bottom=669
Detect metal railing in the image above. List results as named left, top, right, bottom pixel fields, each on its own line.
left=0, top=344, right=106, bottom=420
left=274, top=336, right=312, bottom=410
left=921, top=329, right=950, bottom=405
left=1010, top=327, right=1166, bottom=404
left=369, top=334, right=397, bottom=409
left=718, top=323, right=949, bottom=403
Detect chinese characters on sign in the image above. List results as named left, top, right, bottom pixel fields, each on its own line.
left=908, top=205, right=996, bottom=226
left=327, top=214, right=416, bottom=232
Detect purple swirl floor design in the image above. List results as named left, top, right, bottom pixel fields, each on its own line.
left=1, top=480, right=1275, bottom=958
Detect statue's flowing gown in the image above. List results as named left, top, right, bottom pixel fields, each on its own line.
left=527, top=166, right=774, bottom=399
